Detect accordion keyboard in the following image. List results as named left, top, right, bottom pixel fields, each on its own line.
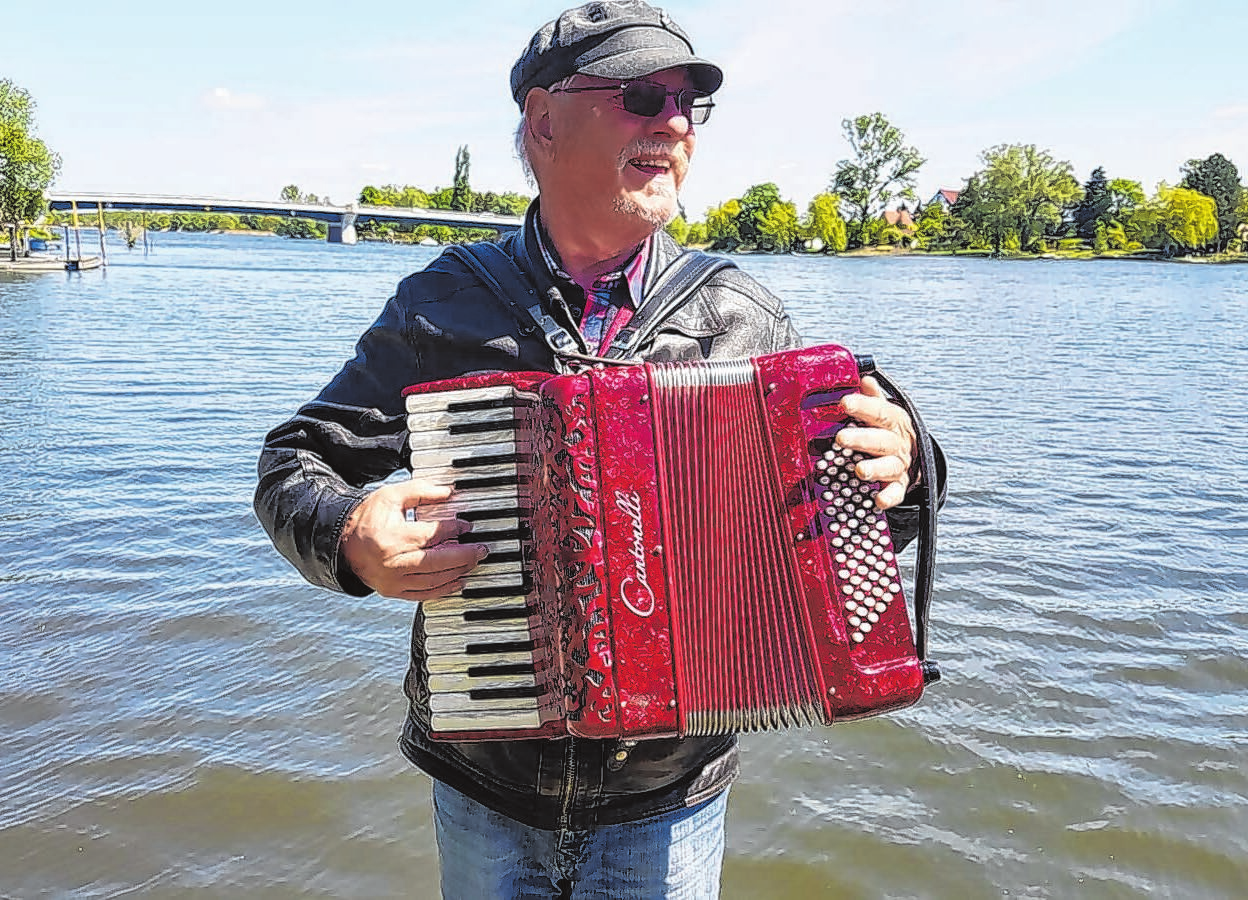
left=405, top=385, right=545, bottom=733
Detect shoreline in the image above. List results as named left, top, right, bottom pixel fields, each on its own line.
left=765, top=246, right=1248, bottom=264
left=11, top=232, right=1246, bottom=264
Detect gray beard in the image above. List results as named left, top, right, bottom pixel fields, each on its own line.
left=612, top=190, right=677, bottom=230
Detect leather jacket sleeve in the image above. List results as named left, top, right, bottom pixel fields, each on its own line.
left=253, top=291, right=426, bottom=596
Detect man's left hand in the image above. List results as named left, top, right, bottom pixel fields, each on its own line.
left=836, top=376, right=917, bottom=511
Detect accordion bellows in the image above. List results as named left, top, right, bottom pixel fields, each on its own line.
left=403, top=344, right=928, bottom=742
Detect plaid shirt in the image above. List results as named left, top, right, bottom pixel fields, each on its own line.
left=536, top=226, right=651, bottom=355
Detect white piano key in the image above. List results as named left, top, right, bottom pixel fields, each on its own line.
left=430, top=692, right=543, bottom=714
left=461, top=559, right=526, bottom=579
left=426, top=649, right=537, bottom=674
left=407, top=404, right=519, bottom=432
left=419, top=503, right=522, bottom=528
left=405, top=385, right=518, bottom=414
left=431, top=709, right=544, bottom=731
left=424, top=596, right=528, bottom=619
left=408, top=441, right=530, bottom=472
left=410, top=460, right=520, bottom=485
left=428, top=671, right=538, bottom=694
left=424, top=628, right=533, bottom=656
left=408, top=426, right=526, bottom=452
left=424, top=616, right=531, bottom=638
left=459, top=572, right=526, bottom=591
left=426, top=537, right=522, bottom=557
left=429, top=482, right=525, bottom=507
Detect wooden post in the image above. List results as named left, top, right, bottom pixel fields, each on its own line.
left=96, top=202, right=107, bottom=266
left=71, top=200, right=83, bottom=262
left=64, top=224, right=70, bottom=263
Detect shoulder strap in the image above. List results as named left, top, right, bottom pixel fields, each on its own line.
left=604, top=250, right=736, bottom=359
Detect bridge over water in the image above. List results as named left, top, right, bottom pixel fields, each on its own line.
left=45, top=192, right=523, bottom=245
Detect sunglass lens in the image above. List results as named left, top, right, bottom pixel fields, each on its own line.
left=621, top=82, right=668, bottom=117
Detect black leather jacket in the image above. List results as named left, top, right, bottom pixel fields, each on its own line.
left=254, top=203, right=942, bottom=830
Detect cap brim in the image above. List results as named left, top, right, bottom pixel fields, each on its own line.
left=576, top=31, right=723, bottom=93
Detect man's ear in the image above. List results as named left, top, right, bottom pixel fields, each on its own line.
left=524, top=90, right=556, bottom=155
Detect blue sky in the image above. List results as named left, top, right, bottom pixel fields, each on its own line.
left=4, top=0, right=1246, bottom=218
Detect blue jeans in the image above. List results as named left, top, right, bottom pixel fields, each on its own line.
left=432, top=780, right=729, bottom=899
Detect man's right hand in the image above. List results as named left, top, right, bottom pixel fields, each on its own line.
left=339, top=478, right=488, bottom=602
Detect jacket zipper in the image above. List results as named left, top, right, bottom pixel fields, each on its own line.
left=558, top=737, right=578, bottom=831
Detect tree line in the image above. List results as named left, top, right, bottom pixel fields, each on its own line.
left=6, top=76, right=1246, bottom=258
left=1, top=79, right=60, bottom=260
left=685, top=112, right=1248, bottom=258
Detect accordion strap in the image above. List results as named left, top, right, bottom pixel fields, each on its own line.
left=867, top=365, right=940, bottom=671
left=445, top=242, right=735, bottom=370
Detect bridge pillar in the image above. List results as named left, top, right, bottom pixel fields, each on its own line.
left=327, top=211, right=358, bottom=245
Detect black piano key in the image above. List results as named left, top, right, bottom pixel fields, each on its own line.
left=459, top=526, right=528, bottom=544
left=454, top=474, right=522, bottom=491
left=466, top=662, right=535, bottom=678
left=447, top=396, right=527, bottom=413
left=463, top=582, right=531, bottom=600
left=463, top=606, right=530, bottom=622
left=458, top=506, right=529, bottom=523
left=449, top=418, right=525, bottom=436
left=475, top=549, right=524, bottom=565
left=468, top=685, right=544, bottom=701
left=452, top=452, right=526, bottom=469
left=465, top=639, right=534, bottom=655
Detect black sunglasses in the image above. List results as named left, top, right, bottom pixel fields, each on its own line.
left=550, top=81, right=715, bottom=124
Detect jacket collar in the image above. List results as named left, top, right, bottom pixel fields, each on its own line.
left=511, top=198, right=685, bottom=306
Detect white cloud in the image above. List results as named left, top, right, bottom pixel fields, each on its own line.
left=202, top=87, right=266, bottom=111
left=1213, top=105, right=1248, bottom=121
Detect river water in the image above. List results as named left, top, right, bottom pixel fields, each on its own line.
left=1, top=232, right=1245, bottom=898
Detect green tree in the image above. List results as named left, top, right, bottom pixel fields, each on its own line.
left=428, top=186, right=455, bottom=210
left=1236, top=190, right=1248, bottom=251
left=831, top=113, right=924, bottom=248
left=0, top=79, right=61, bottom=259
left=1132, top=184, right=1217, bottom=255
left=279, top=184, right=303, bottom=203
left=495, top=192, right=530, bottom=217
left=913, top=201, right=951, bottom=250
left=955, top=144, right=1082, bottom=253
left=451, top=145, right=472, bottom=212
left=1073, top=166, right=1111, bottom=242
left=1180, top=152, right=1244, bottom=252
left=1106, top=178, right=1146, bottom=219
left=736, top=182, right=782, bottom=247
left=398, top=186, right=433, bottom=208
left=801, top=192, right=848, bottom=252
left=665, top=214, right=690, bottom=245
left=756, top=199, right=799, bottom=252
left=704, top=199, right=742, bottom=250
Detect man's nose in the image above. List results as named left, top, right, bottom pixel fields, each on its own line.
left=652, top=97, right=692, bottom=135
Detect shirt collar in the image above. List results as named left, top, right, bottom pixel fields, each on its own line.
left=534, top=215, right=653, bottom=311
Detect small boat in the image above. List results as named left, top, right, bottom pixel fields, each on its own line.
left=0, top=254, right=102, bottom=272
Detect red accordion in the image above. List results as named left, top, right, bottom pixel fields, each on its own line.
left=403, top=344, right=936, bottom=742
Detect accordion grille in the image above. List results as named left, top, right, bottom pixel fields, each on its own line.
left=651, top=361, right=824, bottom=735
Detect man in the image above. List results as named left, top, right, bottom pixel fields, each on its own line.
left=255, top=2, right=942, bottom=897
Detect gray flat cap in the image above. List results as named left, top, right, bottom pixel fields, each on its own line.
left=510, top=0, right=723, bottom=110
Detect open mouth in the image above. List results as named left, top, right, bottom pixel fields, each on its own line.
left=629, top=157, right=674, bottom=176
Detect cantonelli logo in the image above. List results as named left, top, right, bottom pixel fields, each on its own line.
left=614, top=490, right=656, bottom=618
